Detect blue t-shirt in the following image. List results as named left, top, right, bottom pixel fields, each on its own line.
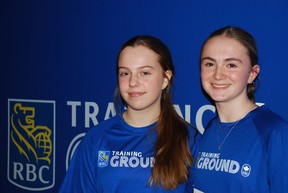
left=193, top=105, right=288, bottom=193
left=59, top=114, right=201, bottom=193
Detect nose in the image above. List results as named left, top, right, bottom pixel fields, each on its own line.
left=129, top=74, right=140, bottom=87
left=213, top=66, right=226, bottom=80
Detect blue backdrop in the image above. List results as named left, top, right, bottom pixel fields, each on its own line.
left=1, top=0, right=288, bottom=192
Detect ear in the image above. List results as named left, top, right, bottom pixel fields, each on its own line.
left=248, top=65, right=260, bottom=83
left=162, top=70, right=172, bottom=89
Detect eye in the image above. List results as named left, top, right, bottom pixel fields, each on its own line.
left=119, top=71, right=129, bottom=77
left=141, top=71, right=151, bottom=76
left=202, top=62, right=214, bottom=67
left=227, top=63, right=237, bottom=68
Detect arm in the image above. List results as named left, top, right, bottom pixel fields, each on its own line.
left=268, top=122, right=288, bottom=193
left=59, top=133, right=97, bottom=193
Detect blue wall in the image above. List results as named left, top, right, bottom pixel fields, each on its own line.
left=1, top=0, right=288, bottom=192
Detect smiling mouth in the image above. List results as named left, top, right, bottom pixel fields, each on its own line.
left=211, top=83, right=230, bottom=89
left=128, top=92, right=144, bottom=98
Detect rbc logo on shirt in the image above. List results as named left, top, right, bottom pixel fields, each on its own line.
left=7, top=99, right=56, bottom=191
left=98, top=151, right=110, bottom=167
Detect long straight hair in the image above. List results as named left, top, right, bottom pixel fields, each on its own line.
left=114, top=35, right=197, bottom=189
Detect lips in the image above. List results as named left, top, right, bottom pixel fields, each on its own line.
left=128, top=92, right=145, bottom=98
left=211, top=83, right=230, bottom=89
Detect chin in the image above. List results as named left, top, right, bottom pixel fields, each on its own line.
left=210, top=96, right=228, bottom=103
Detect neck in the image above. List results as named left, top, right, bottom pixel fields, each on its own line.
left=216, top=100, right=257, bottom=123
left=123, top=109, right=159, bottom=127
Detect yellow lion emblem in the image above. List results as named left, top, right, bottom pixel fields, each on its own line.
left=11, top=103, right=52, bottom=164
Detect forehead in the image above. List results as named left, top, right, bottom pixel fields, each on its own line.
left=202, top=36, right=249, bottom=59
left=118, top=45, right=161, bottom=68
left=119, top=45, right=158, bottom=60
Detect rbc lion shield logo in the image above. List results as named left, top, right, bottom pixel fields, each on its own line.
left=98, top=151, right=110, bottom=167
left=8, top=99, right=56, bottom=191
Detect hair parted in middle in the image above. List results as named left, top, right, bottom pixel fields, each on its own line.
left=200, top=26, right=260, bottom=102
left=114, top=35, right=198, bottom=190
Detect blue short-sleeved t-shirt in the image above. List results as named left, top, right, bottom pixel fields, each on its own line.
left=193, top=105, right=288, bottom=193
left=59, top=114, right=201, bottom=193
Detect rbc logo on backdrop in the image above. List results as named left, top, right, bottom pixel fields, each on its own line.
left=8, top=99, right=56, bottom=191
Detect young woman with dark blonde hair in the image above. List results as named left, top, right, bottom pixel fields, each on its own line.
left=60, top=35, right=200, bottom=193
left=193, top=26, right=288, bottom=193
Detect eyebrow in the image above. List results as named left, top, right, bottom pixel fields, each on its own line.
left=118, top=65, right=155, bottom=70
left=201, top=57, right=216, bottom=63
left=201, top=57, right=243, bottom=63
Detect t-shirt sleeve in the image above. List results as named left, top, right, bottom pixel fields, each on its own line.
left=59, top=132, right=97, bottom=193
left=190, top=129, right=202, bottom=158
left=268, top=122, right=288, bottom=193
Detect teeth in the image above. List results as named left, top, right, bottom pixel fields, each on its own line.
left=129, top=92, right=143, bottom=97
left=212, top=84, right=229, bottom=88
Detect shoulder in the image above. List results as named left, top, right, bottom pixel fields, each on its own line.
left=187, top=124, right=201, bottom=137
left=251, top=105, right=288, bottom=147
left=202, top=116, right=217, bottom=134
left=187, top=125, right=202, bottom=157
left=87, top=115, right=121, bottom=134
left=252, top=105, right=288, bottom=132
left=81, top=115, right=122, bottom=148
left=186, top=123, right=203, bottom=143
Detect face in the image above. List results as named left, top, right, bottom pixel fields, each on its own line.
left=200, top=36, right=259, bottom=104
left=118, top=45, right=170, bottom=113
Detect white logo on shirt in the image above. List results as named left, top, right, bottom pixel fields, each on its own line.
left=98, top=150, right=154, bottom=168
left=196, top=152, right=252, bottom=177
left=241, top=164, right=251, bottom=177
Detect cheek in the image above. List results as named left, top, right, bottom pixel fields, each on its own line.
left=118, top=79, right=128, bottom=90
left=149, top=79, right=165, bottom=92
left=229, top=73, right=250, bottom=91
left=229, top=72, right=248, bottom=83
left=200, top=70, right=210, bottom=83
